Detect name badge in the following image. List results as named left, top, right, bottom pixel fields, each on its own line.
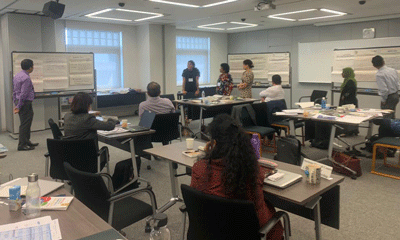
left=217, top=82, right=221, bottom=86
left=188, top=78, right=194, bottom=82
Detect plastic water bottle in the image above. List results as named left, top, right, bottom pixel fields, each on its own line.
left=25, top=173, right=41, bottom=218
left=201, top=90, right=205, bottom=99
left=150, top=213, right=171, bottom=240
left=250, top=134, right=261, bottom=159
left=321, top=97, right=326, bottom=109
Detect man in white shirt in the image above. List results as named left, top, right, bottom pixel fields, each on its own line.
left=139, top=82, right=175, bottom=119
left=259, top=74, right=285, bottom=102
left=372, top=55, right=400, bottom=118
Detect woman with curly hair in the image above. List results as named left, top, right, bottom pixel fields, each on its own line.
left=190, top=114, right=283, bottom=239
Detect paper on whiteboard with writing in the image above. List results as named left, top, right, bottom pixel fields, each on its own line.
left=32, top=81, right=44, bottom=92
left=301, top=158, right=333, bottom=180
left=295, top=102, right=314, bottom=109
left=70, top=74, right=94, bottom=85
left=69, top=61, right=93, bottom=75
left=44, top=64, right=68, bottom=77
left=43, top=77, right=69, bottom=90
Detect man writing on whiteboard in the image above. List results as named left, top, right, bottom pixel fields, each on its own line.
left=13, top=59, right=38, bottom=151
left=372, top=55, right=400, bottom=119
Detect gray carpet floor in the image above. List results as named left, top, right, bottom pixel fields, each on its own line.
left=1, top=117, right=400, bottom=240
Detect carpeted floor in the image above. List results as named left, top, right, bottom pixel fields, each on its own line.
left=1, top=116, right=400, bottom=240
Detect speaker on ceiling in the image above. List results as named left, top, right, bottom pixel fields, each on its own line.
left=42, top=1, right=65, bottom=19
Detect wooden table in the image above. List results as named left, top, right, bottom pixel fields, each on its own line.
left=144, top=141, right=345, bottom=240
left=173, top=98, right=258, bottom=133
left=0, top=188, right=121, bottom=240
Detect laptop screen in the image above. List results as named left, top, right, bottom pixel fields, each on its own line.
left=139, top=111, right=156, bottom=128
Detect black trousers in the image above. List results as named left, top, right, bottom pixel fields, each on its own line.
left=381, top=93, right=399, bottom=119
left=18, top=101, right=34, bottom=148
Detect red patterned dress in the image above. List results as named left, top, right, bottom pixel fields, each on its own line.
left=216, top=73, right=234, bottom=95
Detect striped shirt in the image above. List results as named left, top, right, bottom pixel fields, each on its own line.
left=376, top=66, right=400, bottom=102
left=138, top=96, right=175, bottom=118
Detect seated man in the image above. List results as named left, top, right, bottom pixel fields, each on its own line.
left=259, top=75, right=285, bottom=102
left=139, top=82, right=175, bottom=119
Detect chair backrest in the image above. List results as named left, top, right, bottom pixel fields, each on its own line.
left=310, top=90, right=328, bottom=103
left=241, top=107, right=255, bottom=127
left=48, top=118, right=63, bottom=139
left=265, top=100, right=288, bottom=126
left=160, top=94, right=175, bottom=101
left=181, top=184, right=261, bottom=240
left=63, top=162, right=110, bottom=221
left=232, top=104, right=257, bottom=127
left=150, top=112, right=181, bottom=143
left=47, top=138, right=99, bottom=180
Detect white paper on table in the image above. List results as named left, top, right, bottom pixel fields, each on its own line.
left=295, top=102, right=314, bottom=109
left=69, top=74, right=94, bottom=85
left=97, top=127, right=129, bottom=136
left=337, top=115, right=373, bottom=124
left=301, top=158, right=333, bottom=180
left=0, top=216, right=62, bottom=240
left=275, top=112, right=293, bottom=116
left=282, top=109, right=304, bottom=114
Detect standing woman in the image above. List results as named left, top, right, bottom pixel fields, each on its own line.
left=339, top=67, right=359, bottom=136
left=182, top=60, right=200, bottom=99
left=238, top=59, right=254, bottom=98
left=216, top=63, right=233, bottom=95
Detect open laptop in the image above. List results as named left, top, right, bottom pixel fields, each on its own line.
left=128, top=110, right=156, bottom=133
left=264, top=169, right=303, bottom=189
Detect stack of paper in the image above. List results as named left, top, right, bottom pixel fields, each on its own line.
left=0, top=216, right=62, bottom=240
left=22, top=196, right=74, bottom=211
left=97, top=127, right=128, bottom=136
left=295, top=102, right=314, bottom=109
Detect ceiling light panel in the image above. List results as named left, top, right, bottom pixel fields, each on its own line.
left=198, top=21, right=258, bottom=31
left=268, top=8, right=346, bottom=22
left=150, top=0, right=237, bottom=8
left=85, top=8, right=163, bottom=22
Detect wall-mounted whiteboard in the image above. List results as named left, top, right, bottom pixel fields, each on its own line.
left=12, top=52, right=95, bottom=93
left=228, top=52, right=290, bottom=84
left=298, top=37, right=400, bottom=83
left=332, top=47, right=400, bottom=82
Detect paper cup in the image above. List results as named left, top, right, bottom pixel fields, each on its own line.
left=186, top=138, right=194, bottom=149
left=121, top=119, right=128, bottom=128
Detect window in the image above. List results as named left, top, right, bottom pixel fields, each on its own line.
left=65, top=29, right=123, bottom=90
left=176, top=36, right=210, bottom=86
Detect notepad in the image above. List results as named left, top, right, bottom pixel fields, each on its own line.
left=0, top=178, right=64, bottom=198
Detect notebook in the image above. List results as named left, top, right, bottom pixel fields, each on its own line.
left=0, top=178, right=64, bottom=198
left=128, top=111, right=156, bottom=133
left=264, top=169, right=303, bottom=189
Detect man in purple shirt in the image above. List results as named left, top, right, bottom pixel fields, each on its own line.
left=13, top=59, right=38, bottom=151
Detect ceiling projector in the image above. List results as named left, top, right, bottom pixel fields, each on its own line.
left=254, top=0, right=276, bottom=11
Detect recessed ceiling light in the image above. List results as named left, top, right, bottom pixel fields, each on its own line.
left=150, top=0, right=237, bottom=8
left=268, top=8, right=347, bottom=22
left=198, top=21, right=258, bottom=31
left=85, top=8, right=163, bottom=22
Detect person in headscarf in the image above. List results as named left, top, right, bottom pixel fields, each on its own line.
left=339, top=67, right=359, bottom=136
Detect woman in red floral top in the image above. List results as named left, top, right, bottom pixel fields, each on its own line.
left=191, top=114, right=283, bottom=239
left=216, top=63, right=233, bottom=95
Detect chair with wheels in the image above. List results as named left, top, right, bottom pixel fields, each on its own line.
left=232, top=104, right=277, bottom=153
left=180, top=184, right=291, bottom=240
left=298, top=90, right=328, bottom=105
left=63, top=162, right=157, bottom=232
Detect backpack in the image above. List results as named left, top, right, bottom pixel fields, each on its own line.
left=275, top=135, right=306, bottom=166
left=112, top=159, right=139, bottom=192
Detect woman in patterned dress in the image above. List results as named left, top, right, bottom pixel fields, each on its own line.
left=238, top=59, right=254, bottom=98
left=216, top=63, right=233, bottom=95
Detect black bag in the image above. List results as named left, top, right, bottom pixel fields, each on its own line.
left=310, top=122, right=331, bottom=149
left=276, top=135, right=305, bottom=166
left=365, top=134, right=381, bottom=153
left=112, top=159, right=139, bottom=192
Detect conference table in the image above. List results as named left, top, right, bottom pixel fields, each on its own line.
left=173, top=98, right=258, bottom=133
left=144, top=141, right=345, bottom=240
left=0, top=187, right=125, bottom=240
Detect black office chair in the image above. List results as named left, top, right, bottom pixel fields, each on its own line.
left=151, top=112, right=181, bottom=144
left=63, top=162, right=157, bottom=231
left=180, top=184, right=291, bottom=240
left=233, top=104, right=277, bottom=153
left=160, top=94, right=175, bottom=101
left=298, top=90, right=328, bottom=104
left=48, top=118, right=63, bottom=139
left=45, top=138, right=110, bottom=180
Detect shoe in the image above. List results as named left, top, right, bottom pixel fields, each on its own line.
left=28, top=142, right=39, bottom=147
left=18, top=145, right=35, bottom=151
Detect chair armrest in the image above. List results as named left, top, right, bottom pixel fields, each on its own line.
left=108, top=185, right=153, bottom=202
left=259, top=211, right=291, bottom=239
left=98, top=146, right=109, bottom=158
left=44, top=152, right=50, bottom=158
left=99, top=173, right=114, bottom=193
left=179, top=205, right=187, bottom=213
left=298, top=96, right=311, bottom=102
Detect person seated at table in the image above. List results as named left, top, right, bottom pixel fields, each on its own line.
left=139, top=82, right=175, bottom=119
left=64, top=92, right=118, bottom=145
left=259, top=74, right=284, bottom=102
left=191, top=114, right=283, bottom=239
left=216, top=63, right=233, bottom=96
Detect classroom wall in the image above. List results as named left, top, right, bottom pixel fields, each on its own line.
left=228, top=18, right=400, bottom=107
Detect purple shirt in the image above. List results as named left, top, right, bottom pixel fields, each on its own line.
left=138, top=96, right=175, bottom=118
left=13, top=70, right=35, bottom=109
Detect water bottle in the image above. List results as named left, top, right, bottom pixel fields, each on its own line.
left=321, top=97, right=326, bottom=109
left=250, top=134, right=261, bottom=159
left=201, top=90, right=205, bottom=99
left=25, top=173, right=41, bottom=218
left=150, top=213, right=171, bottom=240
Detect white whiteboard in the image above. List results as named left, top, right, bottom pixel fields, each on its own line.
left=298, top=37, right=400, bottom=83
left=332, top=47, right=400, bottom=83
left=228, top=52, right=290, bottom=84
left=12, top=52, right=95, bottom=93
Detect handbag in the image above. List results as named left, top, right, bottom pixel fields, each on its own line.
left=331, top=150, right=362, bottom=177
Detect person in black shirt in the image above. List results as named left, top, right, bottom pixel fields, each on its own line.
left=182, top=60, right=200, bottom=99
